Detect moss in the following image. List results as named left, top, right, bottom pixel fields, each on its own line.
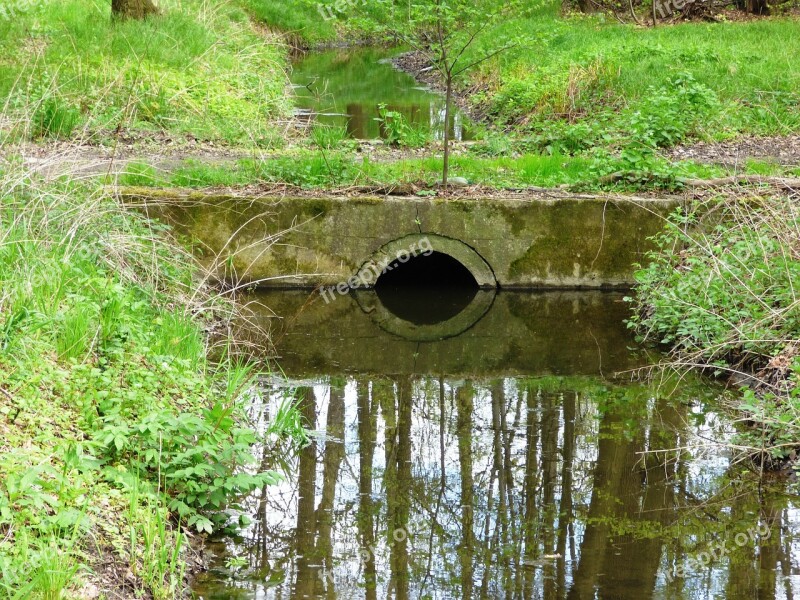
left=295, top=197, right=331, bottom=219
left=124, top=190, right=678, bottom=289
left=506, top=199, right=672, bottom=281
left=495, top=202, right=533, bottom=237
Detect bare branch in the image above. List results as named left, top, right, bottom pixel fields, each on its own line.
left=453, top=42, right=517, bottom=77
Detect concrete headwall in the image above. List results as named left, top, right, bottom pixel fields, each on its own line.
left=127, top=190, right=681, bottom=288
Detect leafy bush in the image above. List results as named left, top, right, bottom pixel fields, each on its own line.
left=95, top=399, right=282, bottom=534
left=627, top=73, right=718, bottom=148
left=629, top=197, right=800, bottom=363
left=374, top=103, right=427, bottom=148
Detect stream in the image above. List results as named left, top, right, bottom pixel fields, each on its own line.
left=189, top=49, right=800, bottom=599
left=190, top=291, right=800, bottom=599
left=290, top=47, right=472, bottom=141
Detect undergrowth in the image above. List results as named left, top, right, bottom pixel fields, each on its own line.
left=0, top=168, right=307, bottom=597
left=629, top=194, right=800, bottom=466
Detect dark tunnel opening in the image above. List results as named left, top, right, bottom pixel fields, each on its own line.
left=374, top=251, right=479, bottom=325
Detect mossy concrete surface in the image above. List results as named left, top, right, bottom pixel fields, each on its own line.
left=124, top=189, right=681, bottom=288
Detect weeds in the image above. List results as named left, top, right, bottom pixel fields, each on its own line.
left=127, top=481, right=185, bottom=599
left=629, top=194, right=800, bottom=463
left=31, top=98, right=81, bottom=140
left=0, top=163, right=306, bottom=596
left=310, top=124, right=351, bottom=150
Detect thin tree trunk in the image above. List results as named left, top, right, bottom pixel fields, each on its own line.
left=112, top=0, right=159, bottom=20
left=356, top=381, right=377, bottom=600
left=294, top=387, right=319, bottom=597
left=628, top=0, right=644, bottom=25
left=442, top=73, right=452, bottom=187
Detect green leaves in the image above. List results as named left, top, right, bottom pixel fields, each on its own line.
left=630, top=197, right=800, bottom=454
left=629, top=73, right=719, bottom=148
left=374, top=104, right=427, bottom=148
left=94, top=399, right=283, bottom=534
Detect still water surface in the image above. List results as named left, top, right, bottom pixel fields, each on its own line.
left=291, top=47, right=472, bottom=141
left=193, top=290, right=800, bottom=599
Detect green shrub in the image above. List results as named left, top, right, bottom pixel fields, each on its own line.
left=95, top=398, right=282, bottom=534
left=627, top=73, right=718, bottom=148
left=629, top=197, right=800, bottom=362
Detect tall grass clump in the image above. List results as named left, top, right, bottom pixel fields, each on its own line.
left=0, top=162, right=304, bottom=597
left=629, top=193, right=800, bottom=465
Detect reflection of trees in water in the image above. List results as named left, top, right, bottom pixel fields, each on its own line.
left=326, top=100, right=468, bottom=142
left=219, top=377, right=797, bottom=600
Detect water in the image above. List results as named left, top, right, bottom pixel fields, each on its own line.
left=291, top=47, right=472, bottom=141
left=192, top=290, right=800, bottom=599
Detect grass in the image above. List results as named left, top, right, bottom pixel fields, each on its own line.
left=464, top=5, right=800, bottom=140
left=2, top=0, right=796, bottom=191
left=0, top=0, right=290, bottom=146
left=240, top=0, right=387, bottom=46
left=112, top=149, right=798, bottom=190
left=0, top=164, right=306, bottom=597
left=240, top=0, right=339, bottom=46
left=113, top=152, right=595, bottom=188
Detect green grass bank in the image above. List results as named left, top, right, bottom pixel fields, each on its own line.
left=0, top=0, right=290, bottom=147
left=0, top=165, right=307, bottom=598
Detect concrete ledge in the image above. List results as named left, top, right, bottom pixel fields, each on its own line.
left=125, top=189, right=682, bottom=288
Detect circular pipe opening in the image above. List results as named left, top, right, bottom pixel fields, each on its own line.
left=374, top=252, right=479, bottom=325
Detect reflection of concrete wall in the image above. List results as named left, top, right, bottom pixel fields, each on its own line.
left=130, top=191, right=681, bottom=289
left=240, top=290, right=649, bottom=377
